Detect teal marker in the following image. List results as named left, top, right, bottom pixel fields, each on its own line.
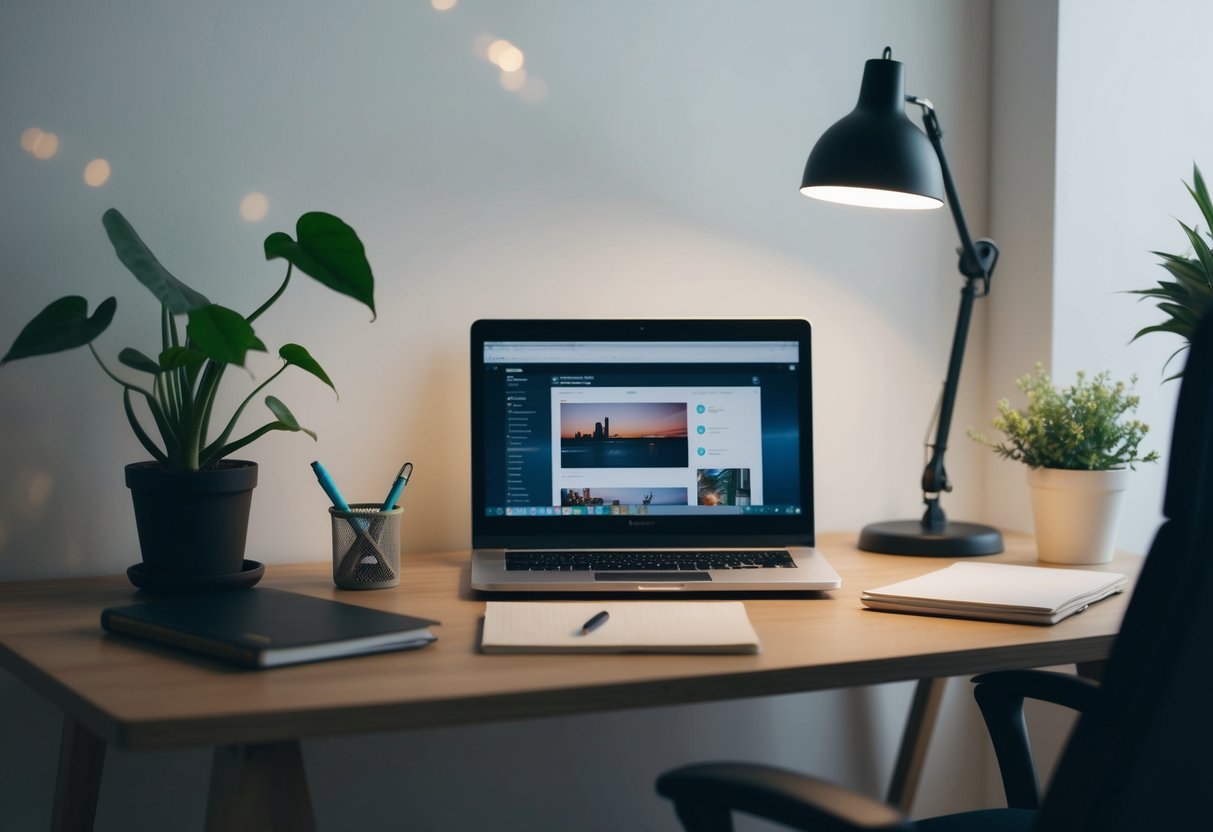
left=310, top=460, right=351, bottom=512
left=380, top=462, right=414, bottom=512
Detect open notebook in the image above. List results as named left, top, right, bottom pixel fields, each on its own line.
left=480, top=601, right=761, bottom=653
left=860, top=562, right=1129, bottom=625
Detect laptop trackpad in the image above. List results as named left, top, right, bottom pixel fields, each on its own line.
left=594, top=572, right=712, bottom=582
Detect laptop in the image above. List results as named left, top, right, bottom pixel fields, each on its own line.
left=469, top=318, right=841, bottom=593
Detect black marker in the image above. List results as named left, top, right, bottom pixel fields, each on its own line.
left=580, top=610, right=609, bottom=635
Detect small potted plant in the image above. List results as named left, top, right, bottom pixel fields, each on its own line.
left=970, top=365, right=1158, bottom=564
left=1129, top=163, right=1213, bottom=380
left=2, top=209, right=376, bottom=590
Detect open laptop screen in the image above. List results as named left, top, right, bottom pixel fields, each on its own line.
left=471, top=319, right=814, bottom=549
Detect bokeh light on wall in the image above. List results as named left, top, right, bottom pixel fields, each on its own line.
left=83, top=158, right=111, bottom=187
left=239, top=192, right=270, bottom=222
left=475, top=34, right=546, bottom=104
left=21, top=127, right=59, bottom=160
left=431, top=0, right=457, bottom=10
left=489, top=40, right=525, bottom=72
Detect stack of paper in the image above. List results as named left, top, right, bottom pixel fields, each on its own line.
left=860, top=562, right=1128, bottom=625
left=481, top=601, right=761, bottom=654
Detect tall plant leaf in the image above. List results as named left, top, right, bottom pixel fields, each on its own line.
left=1187, top=164, right=1213, bottom=240
left=265, top=395, right=317, bottom=439
left=279, top=343, right=336, bottom=394
left=118, top=348, right=162, bottom=374
left=263, top=212, right=376, bottom=319
left=1180, top=221, right=1213, bottom=284
left=102, top=209, right=210, bottom=314
left=2, top=296, right=117, bottom=363
left=186, top=304, right=266, bottom=365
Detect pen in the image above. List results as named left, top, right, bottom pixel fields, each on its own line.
left=580, top=610, right=609, bottom=635
left=380, top=462, right=414, bottom=512
left=310, top=460, right=351, bottom=512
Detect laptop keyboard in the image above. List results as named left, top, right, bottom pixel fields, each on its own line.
left=505, top=550, right=797, bottom=572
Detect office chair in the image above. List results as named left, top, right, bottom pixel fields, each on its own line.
left=657, top=313, right=1213, bottom=832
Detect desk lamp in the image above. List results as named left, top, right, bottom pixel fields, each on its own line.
left=801, top=47, right=1003, bottom=556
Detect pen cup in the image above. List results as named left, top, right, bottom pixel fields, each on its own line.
left=330, top=503, right=402, bottom=590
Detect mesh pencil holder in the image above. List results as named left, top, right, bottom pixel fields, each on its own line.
left=330, top=504, right=401, bottom=589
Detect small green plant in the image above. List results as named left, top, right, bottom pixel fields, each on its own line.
left=1, top=209, right=376, bottom=470
left=1129, top=163, right=1213, bottom=380
left=970, top=365, right=1159, bottom=470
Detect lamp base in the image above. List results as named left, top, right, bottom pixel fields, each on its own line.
left=858, top=519, right=1003, bottom=557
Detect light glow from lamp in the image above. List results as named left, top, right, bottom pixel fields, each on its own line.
left=801, top=185, right=942, bottom=210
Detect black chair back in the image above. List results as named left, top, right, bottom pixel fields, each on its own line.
left=1036, top=313, right=1213, bottom=830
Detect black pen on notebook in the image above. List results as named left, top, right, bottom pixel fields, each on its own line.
left=580, top=610, right=609, bottom=635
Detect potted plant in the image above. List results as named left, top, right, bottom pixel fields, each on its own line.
left=1, top=209, right=376, bottom=590
left=971, top=365, right=1158, bottom=564
left=1129, top=163, right=1213, bottom=380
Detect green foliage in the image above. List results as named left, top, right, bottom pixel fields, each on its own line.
left=1, top=209, right=376, bottom=471
left=970, top=365, right=1159, bottom=471
left=1129, top=163, right=1213, bottom=380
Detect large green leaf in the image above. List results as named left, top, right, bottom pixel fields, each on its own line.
left=2, top=296, right=117, bottom=363
left=102, top=209, right=210, bottom=314
left=185, top=304, right=266, bottom=365
left=279, top=343, right=336, bottom=394
left=265, top=395, right=317, bottom=440
left=263, top=212, right=376, bottom=319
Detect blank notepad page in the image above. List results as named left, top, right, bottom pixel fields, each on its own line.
left=481, top=601, right=761, bottom=654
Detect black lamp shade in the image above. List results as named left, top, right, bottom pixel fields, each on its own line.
left=801, top=56, right=944, bottom=209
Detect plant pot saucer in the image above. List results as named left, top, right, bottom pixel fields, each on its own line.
left=126, top=559, right=264, bottom=595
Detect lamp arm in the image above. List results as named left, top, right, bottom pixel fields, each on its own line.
left=907, top=96, right=1000, bottom=529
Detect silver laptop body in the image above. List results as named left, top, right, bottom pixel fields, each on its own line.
left=469, top=319, right=841, bottom=593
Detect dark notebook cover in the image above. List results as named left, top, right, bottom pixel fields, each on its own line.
left=101, top=588, right=438, bottom=669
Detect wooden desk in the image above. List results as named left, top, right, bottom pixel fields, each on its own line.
left=0, top=532, right=1137, bottom=831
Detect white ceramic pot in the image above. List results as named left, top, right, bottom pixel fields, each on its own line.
left=1026, top=467, right=1129, bottom=564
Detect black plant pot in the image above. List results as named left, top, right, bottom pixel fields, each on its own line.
left=125, top=460, right=259, bottom=583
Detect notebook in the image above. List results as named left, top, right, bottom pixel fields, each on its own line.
left=860, top=562, right=1129, bottom=625
left=481, top=601, right=761, bottom=653
left=469, top=318, right=841, bottom=592
left=101, top=588, right=438, bottom=668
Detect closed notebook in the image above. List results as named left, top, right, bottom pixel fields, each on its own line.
left=101, top=588, right=438, bottom=668
left=481, top=601, right=761, bottom=654
left=860, top=562, right=1128, bottom=625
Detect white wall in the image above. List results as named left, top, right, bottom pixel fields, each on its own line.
left=984, top=0, right=1209, bottom=553
left=16, top=0, right=1188, bottom=828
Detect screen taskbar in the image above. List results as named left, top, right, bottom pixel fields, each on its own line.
left=486, top=505, right=802, bottom=516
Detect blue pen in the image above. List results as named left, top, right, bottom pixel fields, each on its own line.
left=311, top=460, right=351, bottom=512
left=380, top=462, right=414, bottom=512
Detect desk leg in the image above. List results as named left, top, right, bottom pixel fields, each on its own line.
left=51, top=716, right=107, bottom=832
left=205, top=740, right=316, bottom=832
left=885, top=676, right=946, bottom=813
